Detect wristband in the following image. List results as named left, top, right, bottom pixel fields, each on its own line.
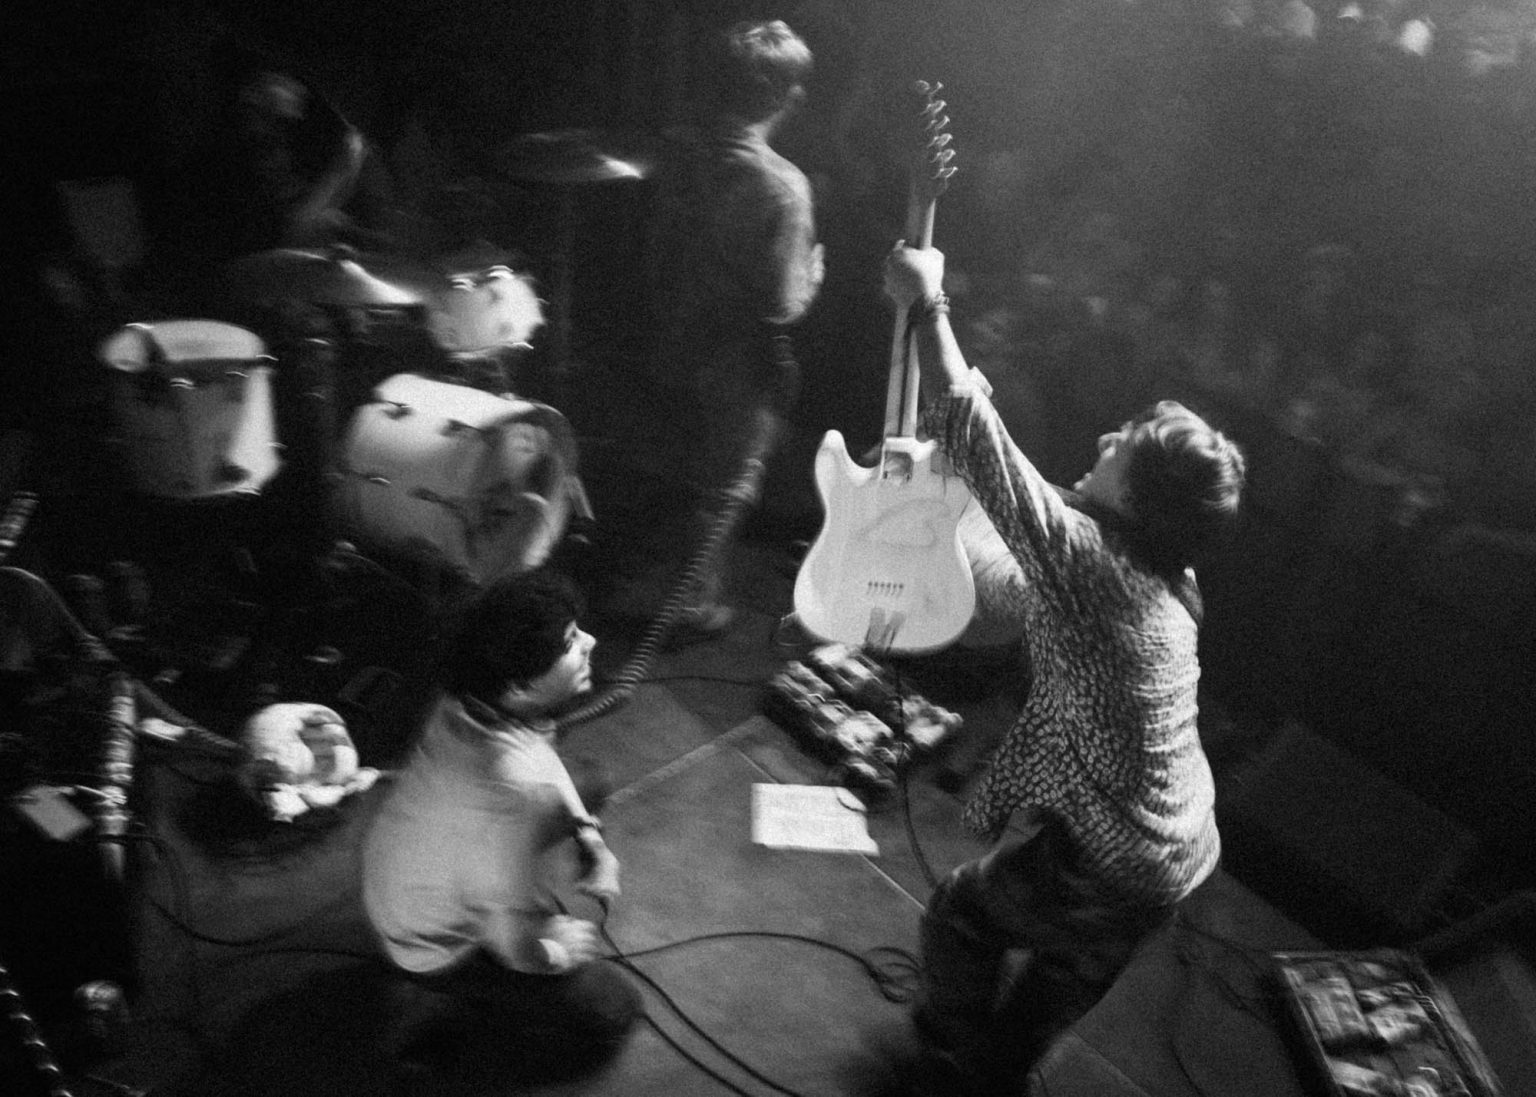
left=538, top=937, right=571, bottom=971
left=910, top=292, right=951, bottom=324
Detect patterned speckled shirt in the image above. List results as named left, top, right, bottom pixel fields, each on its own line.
left=922, top=384, right=1220, bottom=908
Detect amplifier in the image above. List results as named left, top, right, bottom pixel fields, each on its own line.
left=1216, top=722, right=1479, bottom=946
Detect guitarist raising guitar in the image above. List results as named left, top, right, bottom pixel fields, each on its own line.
left=793, top=81, right=976, bottom=655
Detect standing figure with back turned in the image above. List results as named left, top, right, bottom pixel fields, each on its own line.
left=646, top=19, right=826, bottom=635
left=881, top=243, right=1248, bottom=1094
left=361, top=569, right=640, bottom=1081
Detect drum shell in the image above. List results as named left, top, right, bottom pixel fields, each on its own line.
left=428, top=266, right=545, bottom=356
left=339, top=373, right=582, bottom=584
left=99, top=320, right=282, bottom=499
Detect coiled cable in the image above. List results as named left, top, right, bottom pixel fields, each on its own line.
left=558, top=338, right=797, bottom=731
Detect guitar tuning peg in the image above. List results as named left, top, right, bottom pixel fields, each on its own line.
left=930, top=133, right=953, bottom=149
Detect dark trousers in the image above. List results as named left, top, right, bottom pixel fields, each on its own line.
left=915, top=819, right=1173, bottom=1094
left=680, top=340, right=798, bottom=606
left=388, top=948, right=641, bottom=1072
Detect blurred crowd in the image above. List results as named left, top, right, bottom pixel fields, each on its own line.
left=927, top=0, right=1536, bottom=545
left=949, top=241, right=1536, bottom=541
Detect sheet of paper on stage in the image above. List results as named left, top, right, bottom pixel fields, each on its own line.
left=750, top=783, right=879, bottom=854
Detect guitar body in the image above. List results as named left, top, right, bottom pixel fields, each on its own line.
left=794, top=432, right=976, bottom=654
left=793, top=80, right=972, bottom=654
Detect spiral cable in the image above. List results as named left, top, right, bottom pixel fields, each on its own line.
left=557, top=444, right=775, bottom=729
left=0, top=950, right=71, bottom=1097
left=557, top=338, right=797, bottom=731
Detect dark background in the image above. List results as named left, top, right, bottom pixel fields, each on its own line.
left=4, top=0, right=1534, bottom=895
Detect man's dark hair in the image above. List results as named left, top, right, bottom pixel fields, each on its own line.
left=1124, top=401, right=1247, bottom=571
left=443, top=569, right=584, bottom=705
left=708, top=20, right=813, bottom=122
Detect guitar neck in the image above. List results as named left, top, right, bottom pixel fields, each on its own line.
left=882, top=80, right=953, bottom=443
left=883, top=192, right=939, bottom=440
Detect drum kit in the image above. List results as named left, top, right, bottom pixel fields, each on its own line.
left=94, top=129, right=655, bottom=590
left=99, top=320, right=282, bottom=501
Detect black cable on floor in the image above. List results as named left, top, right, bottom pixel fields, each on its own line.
left=888, top=664, right=942, bottom=897
left=92, top=828, right=219, bottom=1069
left=590, top=914, right=924, bottom=1097
left=1162, top=912, right=1300, bottom=1097
left=135, top=830, right=360, bottom=951
left=135, top=831, right=928, bottom=1097
left=610, top=930, right=920, bottom=1005
left=600, top=925, right=810, bottom=1097
left=898, top=764, right=940, bottom=899
left=636, top=1013, right=763, bottom=1097
left=1169, top=910, right=1285, bottom=1018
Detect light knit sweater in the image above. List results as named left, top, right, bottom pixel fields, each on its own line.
left=361, top=695, right=592, bottom=974
left=923, top=386, right=1220, bottom=908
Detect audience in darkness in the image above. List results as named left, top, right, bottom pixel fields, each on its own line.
left=926, top=7, right=1536, bottom=545
left=949, top=221, right=1536, bottom=542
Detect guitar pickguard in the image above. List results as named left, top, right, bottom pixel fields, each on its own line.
left=793, top=431, right=976, bottom=654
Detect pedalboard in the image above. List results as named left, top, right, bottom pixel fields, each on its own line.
left=763, top=643, right=961, bottom=798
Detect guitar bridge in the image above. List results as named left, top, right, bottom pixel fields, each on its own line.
left=864, top=608, right=908, bottom=654
left=866, top=580, right=906, bottom=601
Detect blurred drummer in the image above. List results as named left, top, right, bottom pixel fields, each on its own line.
left=644, top=20, right=825, bottom=636
left=133, top=5, right=398, bottom=305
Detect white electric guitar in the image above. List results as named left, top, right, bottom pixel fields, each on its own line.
left=793, top=81, right=975, bottom=655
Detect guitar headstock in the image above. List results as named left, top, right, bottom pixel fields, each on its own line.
left=911, top=80, right=957, bottom=203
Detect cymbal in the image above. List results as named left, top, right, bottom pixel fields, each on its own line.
left=497, top=128, right=659, bottom=185
left=220, top=246, right=441, bottom=307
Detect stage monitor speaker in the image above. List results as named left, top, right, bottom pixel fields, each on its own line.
left=1215, top=722, right=1478, bottom=947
